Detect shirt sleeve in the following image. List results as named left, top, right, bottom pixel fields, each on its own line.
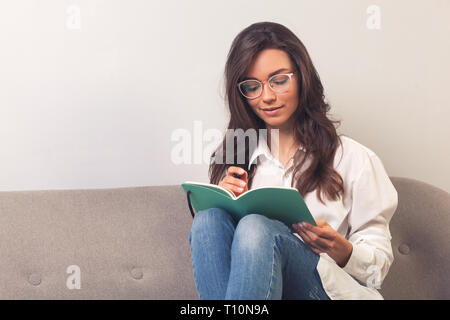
left=342, top=153, right=398, bottom=288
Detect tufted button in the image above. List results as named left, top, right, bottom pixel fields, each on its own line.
left=398, top=244, right=410, bottom=255
left=28, top=273, right=41, bottom=286
left=130, top=267, right=143, bottom=280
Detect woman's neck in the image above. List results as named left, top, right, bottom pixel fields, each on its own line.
left=266, top=125, right=299, bottom=161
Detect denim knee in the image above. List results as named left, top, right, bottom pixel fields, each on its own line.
left=190, top=208, right=233, bottom=238
left=233, top=214, right=277, bottom=253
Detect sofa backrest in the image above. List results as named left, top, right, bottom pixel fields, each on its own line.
left=380, top=177, right=450, bottom=299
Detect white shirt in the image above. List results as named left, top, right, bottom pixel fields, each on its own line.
left=247, top=134, right=398, bottom=300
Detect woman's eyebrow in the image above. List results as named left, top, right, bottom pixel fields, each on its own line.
left=244, top=68, right=289, bottom=81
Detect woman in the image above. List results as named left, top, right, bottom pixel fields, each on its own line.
left=188, top=21, right=398, bottom=300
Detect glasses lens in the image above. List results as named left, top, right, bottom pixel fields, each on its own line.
left=270, top=74, right=291, bottom=93
left=239, top=80, right=261, bottom=98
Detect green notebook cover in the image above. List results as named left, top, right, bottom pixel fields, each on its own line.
left=181, top=181, right=316, bottom=232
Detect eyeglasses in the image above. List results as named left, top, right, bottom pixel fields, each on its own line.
left=237, top=72, right=295, bottom=99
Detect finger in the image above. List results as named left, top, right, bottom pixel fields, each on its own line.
left=227, top=166, right=246, bottom=178
left=225, top=167, right=248, bottom=187
left=240, top=169, right=248, bottom=181
left=227, top=166, right=248, bottom=184
left=301, top=235, right=323, bottom=254
left=301, top=222, right=335, bottom=240
left=222, top=182, right=244, bottom=195
left=315, top=219, right=329, bottom=227
left=222, top=178, right=247, bottom=195
left=301, top=227, right=331, bottom=250
left=295, top=226, right=329, bottom=251
left=224, top=175, right=247, bottom=189
left=294, top=226, right=324, bottom=252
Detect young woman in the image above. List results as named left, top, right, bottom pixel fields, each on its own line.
left=188, top=21, right=398, bottom=300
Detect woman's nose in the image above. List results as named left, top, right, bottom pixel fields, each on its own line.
left=261, top=82, right=276, bottom=102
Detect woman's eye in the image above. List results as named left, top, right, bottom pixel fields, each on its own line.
left=273, top=79, right=287, bottom=85
left=243, top=84, right=259, bottom=92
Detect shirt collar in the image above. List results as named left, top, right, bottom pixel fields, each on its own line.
left=247, top=135, right=306, bottom=170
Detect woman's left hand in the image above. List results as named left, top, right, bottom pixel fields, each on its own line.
left=292, top=219, right=353, bottom=268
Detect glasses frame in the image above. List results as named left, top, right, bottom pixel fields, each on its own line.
left=237, top=72, right=295, bottom=99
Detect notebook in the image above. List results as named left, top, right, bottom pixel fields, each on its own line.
left=181, top=181, right=316, bottom=232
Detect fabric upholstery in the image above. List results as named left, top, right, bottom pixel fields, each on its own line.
left=380, top=177, right=450, bottom=299
left=0, top=176, right=448, bottom=299
left=0, top=186, right=197, bottom=299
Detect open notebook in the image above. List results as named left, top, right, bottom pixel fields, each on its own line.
left=181, top=181, right=316, bottom=232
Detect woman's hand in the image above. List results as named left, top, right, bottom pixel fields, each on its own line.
left=218, top=166, right=248, bottom=197
left=292, top=219, right=353, bottom=268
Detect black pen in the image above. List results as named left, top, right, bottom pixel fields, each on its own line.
left=232, top=173, right=242, bottom=179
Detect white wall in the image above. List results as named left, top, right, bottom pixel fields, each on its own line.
left=0, top=0, right=448, bottom=192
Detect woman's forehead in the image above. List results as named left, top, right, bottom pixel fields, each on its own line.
left=245, top=49, right=293, bottom=79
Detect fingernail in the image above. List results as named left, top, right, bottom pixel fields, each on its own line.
left=297, top=223, right=304, bottom=229
left=239, top=168, right=245, bottom=174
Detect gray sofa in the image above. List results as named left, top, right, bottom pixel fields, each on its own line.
left=0, top=177, right=449, bottom=299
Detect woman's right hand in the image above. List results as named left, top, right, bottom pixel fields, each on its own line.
left=218, top=166, right=248, bottom=197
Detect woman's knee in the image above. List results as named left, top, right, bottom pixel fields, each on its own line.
left=233, top=214, right=279, bottom=252
left=191, top=207, right=233, bottom=233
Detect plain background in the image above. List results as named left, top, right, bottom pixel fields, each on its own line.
left=0, top=0, right=448, bottom=192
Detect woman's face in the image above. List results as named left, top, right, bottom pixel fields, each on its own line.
left=243, top=49, right=299, bottom=132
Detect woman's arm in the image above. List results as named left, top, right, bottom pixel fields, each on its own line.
left=342, top=153, right=398, bottom=286
left=295, top=152, right=398, bottom=287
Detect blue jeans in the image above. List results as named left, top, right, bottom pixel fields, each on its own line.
left=188, top=207, right=330, bottom=300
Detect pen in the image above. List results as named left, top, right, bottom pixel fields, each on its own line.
left=232, top=173, right=242, bottom=179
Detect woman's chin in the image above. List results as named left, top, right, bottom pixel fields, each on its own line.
left=263, top=118, right=288, bottom=128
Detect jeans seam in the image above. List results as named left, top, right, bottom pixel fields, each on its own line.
left=264, top=232, right=326, bottom=300
left=264, top=234, right=277, bottom=300
left=276, top=232, right=329, bottom=300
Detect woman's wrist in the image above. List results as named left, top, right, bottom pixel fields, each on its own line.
left=329, top=237, right=353, bottom=268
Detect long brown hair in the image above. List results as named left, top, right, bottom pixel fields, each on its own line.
left=209, top=21, right=344, bottom=205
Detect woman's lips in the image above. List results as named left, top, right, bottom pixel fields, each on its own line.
left=261, top=105, right=284, bottom=116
